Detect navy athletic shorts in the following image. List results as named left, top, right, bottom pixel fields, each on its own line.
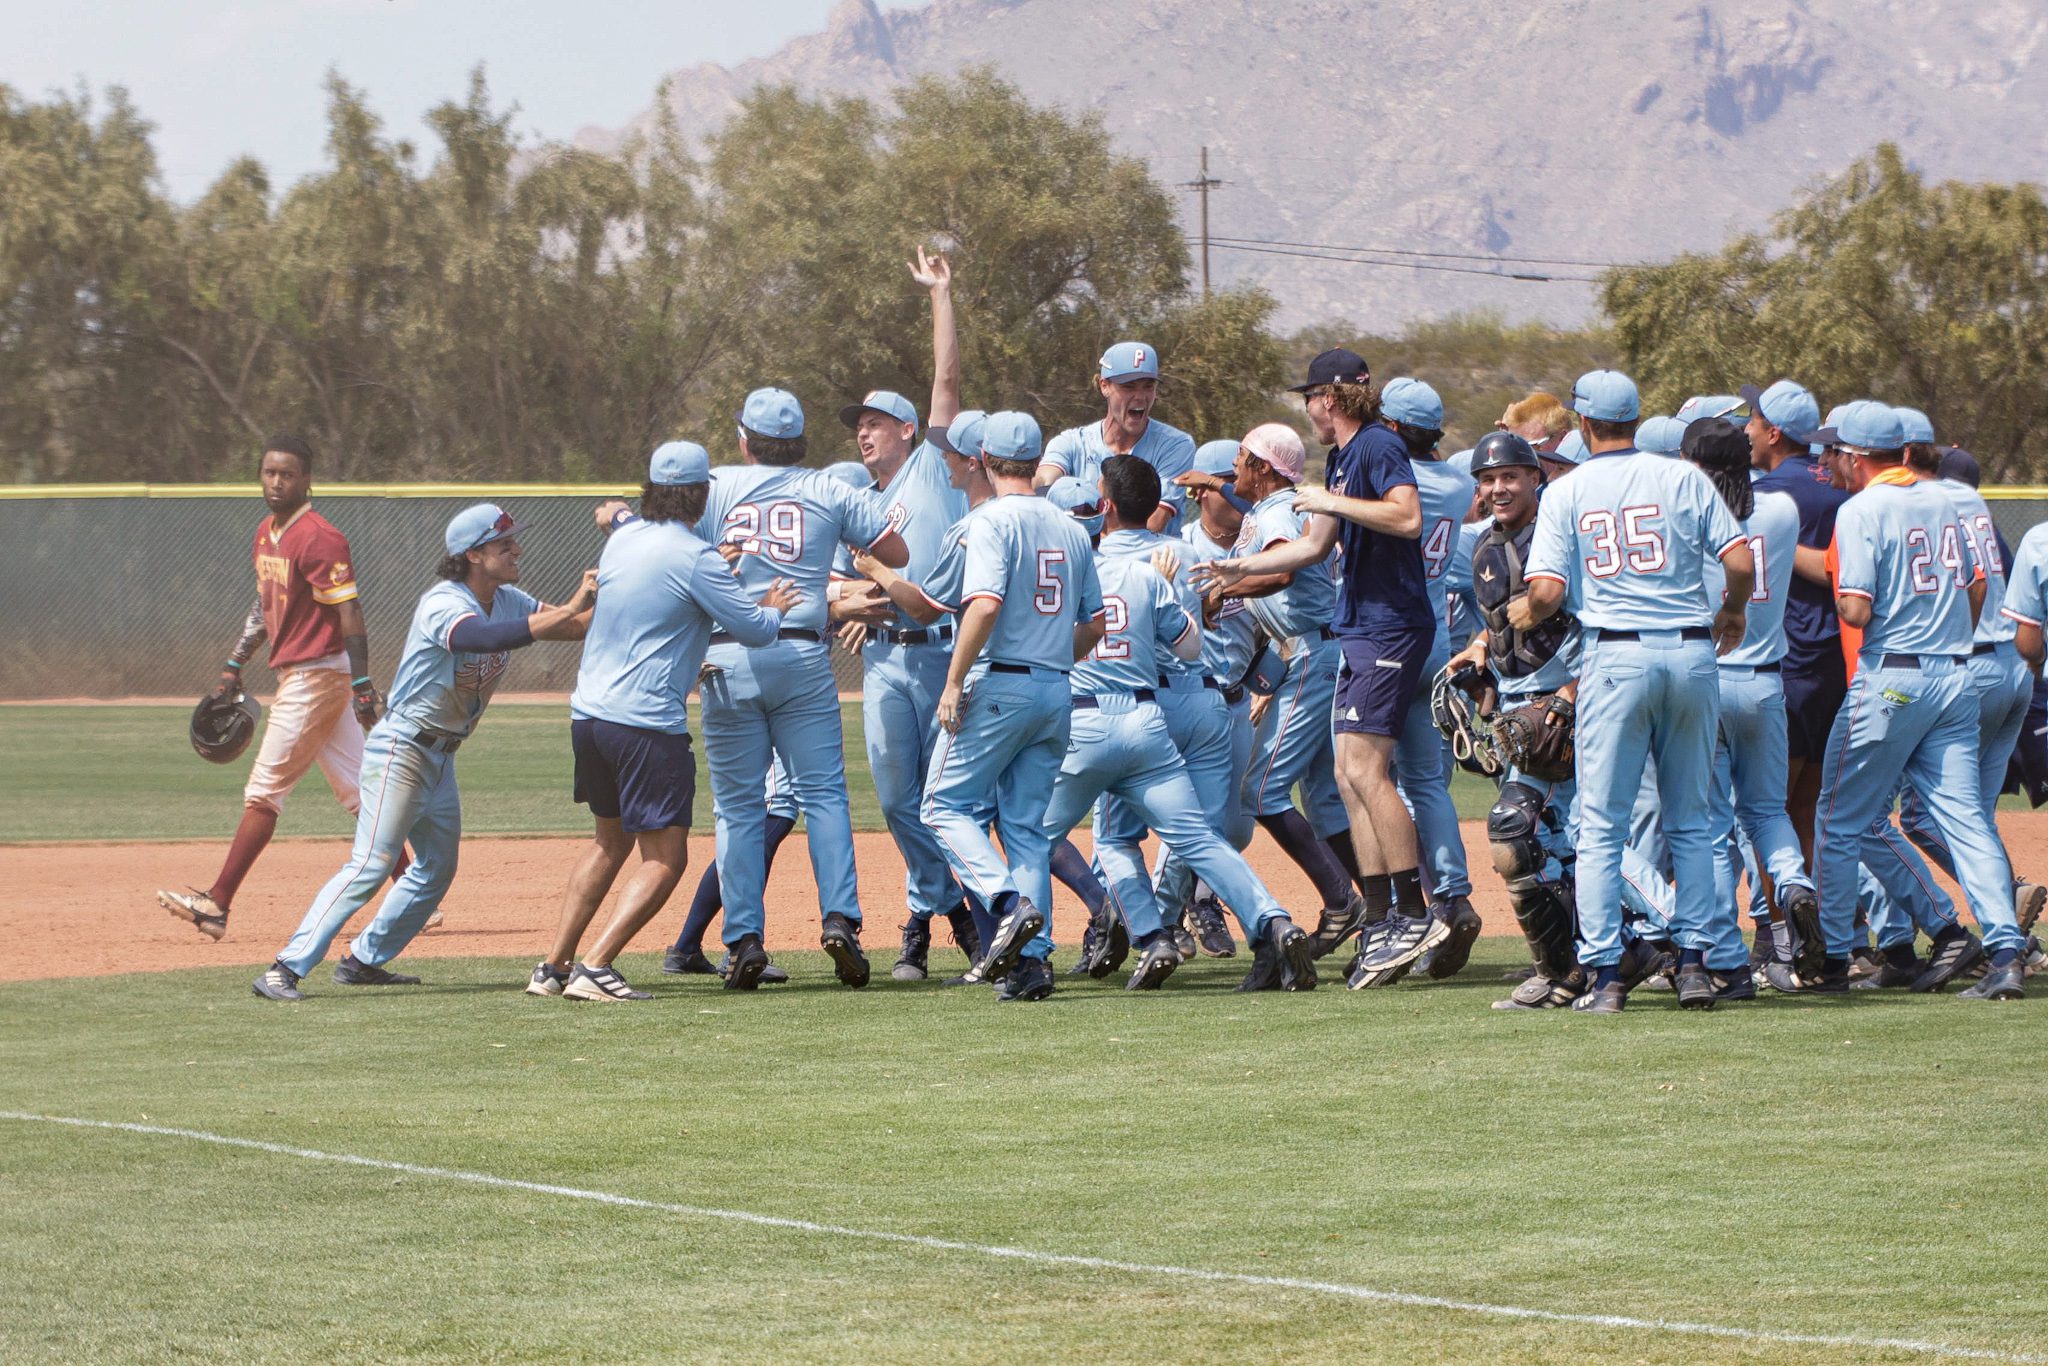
left=1781, top=650, right=1848, bottom=764
left=571, top=718, right=695, bottom=834
left=1332, top=626, right=1432, bottom=738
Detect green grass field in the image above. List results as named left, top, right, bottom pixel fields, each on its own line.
left=0, top=704, right=1511, bottom=842
left=3, top=948, right=2044, bottom=1362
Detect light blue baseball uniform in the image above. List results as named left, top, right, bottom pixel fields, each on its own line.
left=920, top=493, right=1102, bottom=958
left=1526, top=448, right=1748, bottom=970
left=279, top=577, right=541, bottom=976
left=1041, top=418, right=1197, bottom=533
left=854, top=441, right=971, bottom=924
left=1033, top=548, right=1292, bottom=947
left=1395, top=457, right=1477, bottom=903
left=697, top=463, right=893, bottom=945
left=1814, top=472, right=2022, bottom=958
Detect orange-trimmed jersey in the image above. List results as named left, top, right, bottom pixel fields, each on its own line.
left=253, top=505, right=358, bottom=669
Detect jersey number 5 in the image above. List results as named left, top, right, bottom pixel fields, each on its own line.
left=1580, top=506, right=1667, bottom=578
left=1034, top=549, right=1066, bottom=616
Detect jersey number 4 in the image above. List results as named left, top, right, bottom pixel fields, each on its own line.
left=1580, top=506, right=1666, bottom=578
left=1905, top=525, right=1969, bottom=593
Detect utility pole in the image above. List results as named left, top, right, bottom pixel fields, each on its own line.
left=1179, top=147, right=1223, bottom=299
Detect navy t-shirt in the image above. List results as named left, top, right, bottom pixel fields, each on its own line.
left=1752, top=453, right=1848, bottom=675
left=1326, top=424, right=1432, bottom=636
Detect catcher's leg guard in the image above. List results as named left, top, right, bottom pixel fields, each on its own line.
left=1490, top=781, right=1578, bottom=981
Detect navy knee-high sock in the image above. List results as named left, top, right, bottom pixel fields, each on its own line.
left=671, top=813, right=798, bottom=952
left=1258, top=809, right=1354, bottom=909
left=1325, top=827, right=1366, bottom=894
left=1050, top=838, right=1108, bottom=918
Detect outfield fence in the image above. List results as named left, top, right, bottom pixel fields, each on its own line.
left=4, top=483, right=2046, bottom=700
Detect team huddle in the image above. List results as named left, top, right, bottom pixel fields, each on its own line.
left=160, top=253, right=2048, bottom=1009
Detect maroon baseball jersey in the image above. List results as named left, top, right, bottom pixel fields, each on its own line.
left=253, top=506, right=358, bottom=669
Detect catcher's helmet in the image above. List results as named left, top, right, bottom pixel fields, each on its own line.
left=1469, top=431, right=1541, bottom=476
left=191, top=691, right=262, bottom=764
left=1429, top=664, right=1501, bottom=778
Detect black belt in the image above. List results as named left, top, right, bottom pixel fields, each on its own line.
left=1601, top=627, right=1711, bottom=642
left=1720, top=661, right=1781, bottom=673
left=1074, top=689, right=1155, bottom=708
left=1159, top=674, right=1220, bottom=691
left=989, top=662, right=1036, bottom=675
left=409, top=729, right=462, bottom=754
left=870, top=624, right=954, bottom=646
left=708, top=628, right=822, bottom=646
left=1879, top=653, right=1969, bottom=670
left=1973, top=642, right=2000, bottom=656
left=1221, top=682, right=1247, bottom=706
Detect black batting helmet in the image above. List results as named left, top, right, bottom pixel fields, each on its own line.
left=190, top=691, right=262, bottom=764
left=1469, top=431, right=1541, bottom=475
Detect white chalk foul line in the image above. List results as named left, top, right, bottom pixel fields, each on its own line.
left=3, top=1110, right=2036, bottom=1363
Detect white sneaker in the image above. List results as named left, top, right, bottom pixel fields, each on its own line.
left=562, top=963, right=651, bottom=1002
left=525, top=961, right=568, bottom=997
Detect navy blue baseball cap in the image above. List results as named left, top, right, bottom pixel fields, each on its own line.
left=648, top=440, right=711, bottom=486
left=1938, top=446, right=1981, bottom=487
left=929, top=409, right=988, bottom=458
left=838, top=389, right=919, bottom=431
left=1289, top=347, right=1370, bottom=393
left=738, top=387, right=805, bottom=439
left=444, top=502, right=526, bottom=556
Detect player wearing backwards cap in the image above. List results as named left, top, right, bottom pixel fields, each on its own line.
left=1682, top=417, right=1822, bottom=994
left=693, top=387, right=907, bottom=990
left=1036, top=456, right=1319, bottom=991
left=1193, top=421, right=1362, bottom=955
left=1035, top=341, right=1197, bottom=534
left=1807, top=401, right=2027, bottom=1000
left=161, top=435, right=401, bottom=942
left=251, top=506, right=597, bottom=1000
left=527, top=444, right=798, bottom=1000
left=1516, top=369, right=1755, bottom=1013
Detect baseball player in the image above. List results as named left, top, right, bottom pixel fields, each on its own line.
left=1807, top=401, right=2026, bottom=1000
left=1035, top=342, right=1196, bottom=533
left=659, top=760, right=800, bottom=984
left=530, top=443, right=797, bottom=1001
left=251, top=504, right=596, bottom=1000
left=1037, top=456, right=1318, bottom=991
left=160, top=435, right=395, bottom=941
left=695, top=388, right=907, bottom=989
left=1517, top=369, right=1754, bottom=1013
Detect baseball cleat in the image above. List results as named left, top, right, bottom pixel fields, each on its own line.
left=1349, top=912, right=1449, bottom=982
left=1710, top=967, right=1758, bottom=1003
left=1794, top=957, right=1852, bottom=995
left=1271, top=916, right=1317, bottom=991
left=1125, top=936, right=1183, bottom=991
left=424, top=909, right=445, bottom=930
left=893, top=916, right=931, bottom=982
left=724, top=934, right=770, bottom=991
left=962, top=898, right=1045, bottom=986
left=2017, top=882, right=2048, bottom=934
left=1189, top=896, right=1236, bottom=958
left=1618, top=939, right=1674, bottom=993
left=160, top=888, right=228, bottom=941
left=715, top=950, right=787, bottom=984
left=1571, top=981, right=1627, bottom=1014
left=1957, top=960, right=2025, bottom=1001
left=1850, top=955, right=1922, bottom=990
left=1168, top=909, right=1198, bottom=961
left=526, top=961, right=569, bottom=997
left=1779, top=886, right=1825, bottom=979
left=1846, top=945, right=1882, bottom=981
left=1756, top=961, right=1802, bottom=993
left=1492, top=972, right=1584, bottom=1010
left=1235, top=939, right=1283, bottom=992
left=995, top=956, right=1055, bottom=1003
left=1911, top=927, right=1985, bottom=993
left=562, top=963, right=650, bottom=1001
left=1423, top=896, right=1482, bottom=979
left=251, top=960, right=303, bottom=1002
left=1075, top=908, right=1130, bottom=980
left=1307, top=893, right=1367, bottom=959
left=2026, top=935, right=2046, bottom=976
left=820, top=913, right=871, bottom=988
left=333, top=954, right=420, bottom=986
left=1675, top=962, right=1718, bottom=1010
left=943, top=903, right=983, bottom=963
left=663, top=946, right=718, bottom=975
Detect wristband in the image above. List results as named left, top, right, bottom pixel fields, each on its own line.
left=609, top=508, right=636, bottom=530
left=223, top=660, right=243, bottom=673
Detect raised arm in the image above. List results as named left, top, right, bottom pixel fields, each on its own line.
left=912, top=248, right=960, bottom=429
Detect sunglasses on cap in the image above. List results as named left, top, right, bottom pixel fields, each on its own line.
left=469, top=511, right=517, bottom=550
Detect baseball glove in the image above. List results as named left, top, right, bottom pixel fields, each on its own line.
left=1429, top=663, right=1501, bottom=777
left=1491, top=693, right=1575, bottom=782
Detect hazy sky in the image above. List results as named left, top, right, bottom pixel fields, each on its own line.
left=11, top=0, right=915, bottom=196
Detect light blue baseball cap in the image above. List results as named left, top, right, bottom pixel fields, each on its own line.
left=1099, top=341, right=1160, bottom=383
left=980, top=411, right=1043, bottom=463
left=1813, top=404, right=1852, bottom=454
left=1814, top=399, right=1906, bottom=452
left=838, top=389, right=918, bottom=431
left=1635, top=415, right=1686, bottom=455
left=1570, top=369, right=1641, bottom=422
left=648, top=440, right=711, bottom=486
left=1675, top=394, right=1746, bottom=426
left=1549, top=429, right=1587, bottom=466
left=1739, top=379, right=1820, bottom=443
left=1895, top=407, right=1936, bottom=445
left=737, top=387, right=805, bottom=439
left=1381, top=376, right=1445, bottom=430
left=929, top=409, right=987, bottom=458
left=1047, top=476, right=1105, bottom=537
left=1193, top=438, right=1253, bottom=513
left=444, top=502, right=526, bottom=556
left=823, top=460, right=874, bottom=490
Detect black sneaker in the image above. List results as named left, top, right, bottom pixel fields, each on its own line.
left=333, top=954, right=420, bottom=986
left=1067, top=916, right=1099, bottom=976
left=893, top=917, right=932, bottom=982
left=1675, top=962, right=1718, bottom=1010
left=1780, top=885, right=1825, bottom=978
left=820, top=912, right=870, bottom=988
left=1075, top=908, right=1129, bottom=980
left=1125, top=936, right=1183, bottom=991
left=1349, top=912, right=1449, bottom=985
left=251, top=960, right=303, bottom=1001
left=963, top=897, right=1045, bottom=986
left=995, top=955, right=1054, bottom=1003
left=1189, top=896, right=1236, bottom=958
left=1307, top=893, right=1367, bottom=959
left=725, top=934, right=770, bottom=991
left=1958, top=959, right=2025, bottom=1001
left=663, top=946, right=718, bottom=975
left=944, top=903, right=983, bottom=963
left=1424, top=896, right=1482, bottom=980
left=1235, top=939, right=1283, bottom=992
left=1911, top=926, right=1985, bottom=993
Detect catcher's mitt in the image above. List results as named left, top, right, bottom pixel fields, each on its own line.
left=190, top=690, right=262, bottom=764
left=1491, top=693, right=1575, bottom=782
left=1429, top=664, right=1501, bottom=777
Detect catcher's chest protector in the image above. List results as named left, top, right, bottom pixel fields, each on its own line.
left=1474, top=523, right=1568, bottom=681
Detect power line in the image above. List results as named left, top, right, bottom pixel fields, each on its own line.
left=1209, top=233, right=1635, bottom=271
left=1177, top=146, right=1225, bottom=299
left=1207, top=240, right=1602, bottom=284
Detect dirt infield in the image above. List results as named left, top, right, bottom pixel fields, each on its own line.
left=14, top=814, right=2047, bottom=982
